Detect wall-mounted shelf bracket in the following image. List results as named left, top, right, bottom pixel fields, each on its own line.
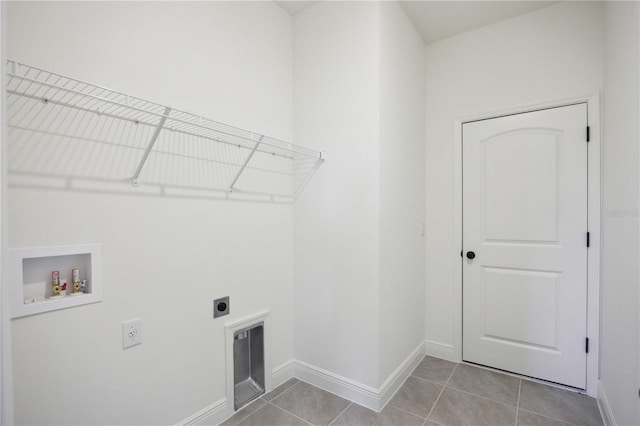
left=132, top=106, right=172, bottom=186
left=228, top=135, right=264, bottom=193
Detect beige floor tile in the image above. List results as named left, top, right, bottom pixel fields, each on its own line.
left=517, top=409, right=573, bottom=426
left=237, top=403, right=309, bottom=426
left=428, top=388, right=516, bottom=426
left=271, top=381, right=350, bottom=425
left=411, top=356, right=457, bottom=385
left=220, top=398, right=267, bottom=426
left=519, top=381, right=603, bottom=426
left=446, top=364, right=520, bottom=406
left=331, top=403, right=423, bottom=426
left=389, top=376, right=442, bottom=418
left=263, top=378, right=300, bottom=401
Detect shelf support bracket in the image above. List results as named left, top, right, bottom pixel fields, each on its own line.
left=228, top=136, right=263, bottom=193
left=132, top=106, right=172, bottom=186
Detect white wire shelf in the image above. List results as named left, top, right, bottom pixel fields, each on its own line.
left=6, top=59, right=324, bottom=201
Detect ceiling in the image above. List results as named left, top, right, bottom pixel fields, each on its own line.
left=274, top=1, right=558, bottom=45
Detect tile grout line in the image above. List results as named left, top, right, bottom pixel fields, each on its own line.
left=445, top=364, right=522, bottom=407
left=388, top=403, right=429, bottom=421
left=266, top=380, right=301, bottom=403
left=265, top=400, right=314, bottom=425
left=220, top=397, right=266, bottom=426
left=236, top=382, right=304, bottom=426
left=439, top=384, right=519, bottom=408
left=516, top=382, right=601, bottom=426
left=410, top=373, right=455, bottom=388
left=387, top=393, right=424, bottom=421
left=272, top=381, right=355, bottom=425
left=422, top=363, right=458, bottom=425
left=233, top=400, right=271, bottom=426
left=512, top=382, right=597, bottom=426
left=327, top=402, right=352, bottom=426
left=517, top=408, right=575, bottom=426
left=514, top=379, right=522, bottom=426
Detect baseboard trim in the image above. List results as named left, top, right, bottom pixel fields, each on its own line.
left=181, top=340, right=433, bottom=423
left=293, top=341, right=426, bottom=412
left=272, top=360, right=296, bottom=389
left=597, top=381, right=617, bottom=426
left=177, top=397, right=227, bottom=426
left=423, top=340, right=456, bottom=362
left=376, top=342, right=426, bottom=409
left=293, top=359, right=380, bottom=410
left=178, top=361, right=295, bottom=426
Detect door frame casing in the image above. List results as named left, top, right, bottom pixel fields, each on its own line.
left=452, top=93, right=601, bottom=397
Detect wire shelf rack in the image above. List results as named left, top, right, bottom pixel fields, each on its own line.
left=6, top=59, right=324, bottom=201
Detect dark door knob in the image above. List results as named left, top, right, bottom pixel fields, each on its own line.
left=466, top=251, right=476, bottom=260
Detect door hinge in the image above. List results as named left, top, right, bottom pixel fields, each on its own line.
left=585, top=337, right=590, bottom=353
left=587, top=126, right=590, bottom=142
left=587, top=232, right=590, bottom=248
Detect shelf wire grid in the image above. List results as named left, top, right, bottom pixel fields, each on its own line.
left=6, top=60, right=323, bottom=200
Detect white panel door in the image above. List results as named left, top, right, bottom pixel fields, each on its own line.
left=462, top=104, right=588, bottom=389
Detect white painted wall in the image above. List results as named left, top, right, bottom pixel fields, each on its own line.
left=293, top=0, right=425, bottom=389
left=6, top=2, right=294, bottom=424
left=424, top=1, right=603, bottom=349
left=378, top=1, right=425, bottom=382
left=6, top=1, right=622, bottom=423
left=293, top=1, right=381, bottom=388
left=601, top=2, right=640, bottom=424
left=0, top=1, right=7, bottom=423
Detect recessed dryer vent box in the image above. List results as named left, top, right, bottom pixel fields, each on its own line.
left=234, top=322, right=264, bottom=410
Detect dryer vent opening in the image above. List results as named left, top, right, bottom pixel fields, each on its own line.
left=233, top=323, right=265, bottom=410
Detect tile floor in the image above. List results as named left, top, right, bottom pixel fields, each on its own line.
left=220, top=356, right=603, bottom=426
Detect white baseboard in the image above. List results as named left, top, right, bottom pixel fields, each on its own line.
left=293, top=359, right=380, bottom=411
left=177, top=397, right=227, bottom=426
left=293, top=341, right=426, bottom=412
left=180, top=340, right=434, bottom=424
left=597, top=381, right=617, bottom=426
left=423, top=340, right=456, bottom=362
left=272, top=360, right=295, bottom=389
left=177, top=361, right=295, bottom=426
left=376, top=342, right=426, bottom=409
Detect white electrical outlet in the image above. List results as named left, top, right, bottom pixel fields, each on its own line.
left=122, top=318, right=142, bottom=349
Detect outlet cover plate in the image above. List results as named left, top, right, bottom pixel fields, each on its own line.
left=122, top=318, right=142, bottom=349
